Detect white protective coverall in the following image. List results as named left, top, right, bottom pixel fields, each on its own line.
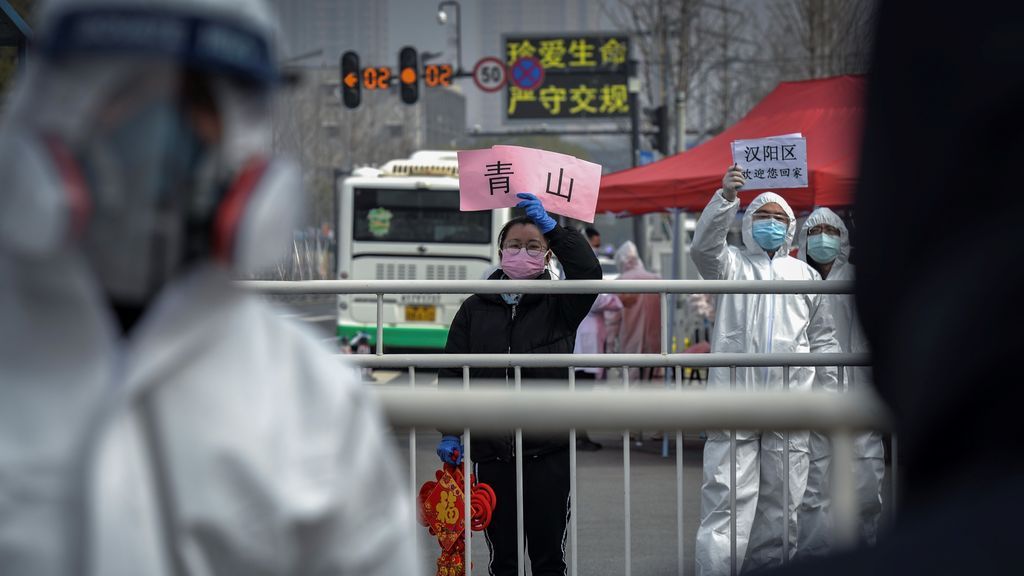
left=691, top=190, right=840, bottom=575
left=0, top=1, right=421, bottom=574
left=795, top=207, right=885, bottom=555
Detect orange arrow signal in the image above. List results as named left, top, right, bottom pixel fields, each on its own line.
left=344, top=72, right=358, bottom=88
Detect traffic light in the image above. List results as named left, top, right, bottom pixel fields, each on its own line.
left=646, top=105, right=670, bottom=155
left=398, top=46, right=419, bottom=105
left=340, top=51, right=360, bottom=109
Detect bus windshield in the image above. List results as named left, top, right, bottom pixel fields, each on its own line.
left=353, top=187, right=491, bottom=244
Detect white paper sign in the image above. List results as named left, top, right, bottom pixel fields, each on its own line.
left=730, top=135, right=808, bottom=190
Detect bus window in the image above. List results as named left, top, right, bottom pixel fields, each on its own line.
left=353, top=187, right=491, bottom=244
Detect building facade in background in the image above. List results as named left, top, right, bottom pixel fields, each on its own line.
left=471, top=0, right=609, bottom=131
left=271, top=0, right=389, bottom=67
left=273, top=65, right=465, bottom=227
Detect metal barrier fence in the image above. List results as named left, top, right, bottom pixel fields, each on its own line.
left=245, top=279, right=887, bottom=576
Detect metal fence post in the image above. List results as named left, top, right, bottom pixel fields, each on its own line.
left=463, top=365, right=472, bottom=576
left=662, top=292, right=671, bottom=458
left=730, top=365, right=738, bottom=576
left=624, top=365, right=632, bottom=576
left=515, top=366, right=525, bottom=576
left=830, top=428, right=858, bottom=550
left=376, top=293, right=384, bottom=355
left=782, top=365, right=790, bottom=565
left=569, top=367, right=578, bottom=576
left=676, top=365, right=684, bottom=576
left=409, top=366, right=417, bottom=525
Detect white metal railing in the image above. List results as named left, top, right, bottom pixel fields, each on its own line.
left=245, top=279, right=886, bottom=576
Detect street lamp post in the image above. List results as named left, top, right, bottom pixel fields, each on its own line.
left=437, top=1, right=466, bottom=77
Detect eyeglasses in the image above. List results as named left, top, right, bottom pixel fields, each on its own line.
left=807, top=224, right=841, bottom=236
left=751, top=212, right=791, bottom=225
left=502, top=242, right=548, bottom=257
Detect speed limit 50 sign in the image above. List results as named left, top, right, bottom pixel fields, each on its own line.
left=472, top=57, right=507, bottom=93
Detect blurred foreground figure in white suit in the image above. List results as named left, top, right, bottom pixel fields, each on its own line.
left=0, top=1, right=421, bottom=574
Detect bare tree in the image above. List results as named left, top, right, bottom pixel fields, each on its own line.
left=590, top=0, right=875, bottom=153
left=765, top=0, right=876, bottom=80
left=273, top=67, right=416, bottom=228
left=604, top=0, right=710, bottom=151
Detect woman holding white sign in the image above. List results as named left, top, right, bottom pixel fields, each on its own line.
left=436, top=192, right=601, bottom=576
left=692, top=165, right=841, bottom=575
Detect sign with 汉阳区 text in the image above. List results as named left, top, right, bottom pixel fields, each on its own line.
left=730, top=134, right=808, bottom=190
left=457, top=145, right=603, bottom=223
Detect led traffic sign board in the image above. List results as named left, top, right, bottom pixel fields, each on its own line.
left=504, top=34, right=630, bottom=120
left=425, top=63, right=454, bottom=88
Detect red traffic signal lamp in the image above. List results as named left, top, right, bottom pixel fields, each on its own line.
left=399, top=46, right=418, bottom=105
left=340, top=51, right=360, bottom=109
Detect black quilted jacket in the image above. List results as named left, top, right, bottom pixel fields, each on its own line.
left=439, top=224, right=601, bottom=462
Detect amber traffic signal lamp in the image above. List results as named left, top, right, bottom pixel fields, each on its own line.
left=399, top=46, right=419, bottom=105
left=340, top=51, right=360, bottom=109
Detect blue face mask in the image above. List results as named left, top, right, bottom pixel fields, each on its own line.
left=751, top=219, right=787, bottom=251
left=501, top=293, right=521, bottom=306
left=807, top=233, right=841, bottom=263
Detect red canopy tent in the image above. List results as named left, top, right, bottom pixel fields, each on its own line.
left=597, top=75, right=865, bottom=215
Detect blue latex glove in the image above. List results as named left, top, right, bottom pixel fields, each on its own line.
left=437, top=435, right=464, bottom=465
left=515, top=192, right=557, bottom=233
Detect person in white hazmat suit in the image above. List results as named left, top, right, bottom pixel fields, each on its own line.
left=692, top=165, right=840, bottom=575
left=0, top=1, right=421, bottom=574
left=794, top=207, right=885, bottom=557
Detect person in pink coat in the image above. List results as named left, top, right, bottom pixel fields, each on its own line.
left=614, top=241, right=664, bottom=384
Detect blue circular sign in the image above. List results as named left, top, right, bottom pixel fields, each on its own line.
left=510, top=56, right=545, bottom=91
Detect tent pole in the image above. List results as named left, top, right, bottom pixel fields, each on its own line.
left=670, top=208, right=683, bottom=349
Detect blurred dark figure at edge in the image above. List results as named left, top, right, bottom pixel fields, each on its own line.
left=771, top=1, right=1023, bottom=574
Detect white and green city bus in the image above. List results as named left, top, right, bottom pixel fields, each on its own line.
left=335, top=150, right=513, bottom=350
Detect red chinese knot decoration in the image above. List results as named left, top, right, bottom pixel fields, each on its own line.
left=418, top=462, right=497, bottom=576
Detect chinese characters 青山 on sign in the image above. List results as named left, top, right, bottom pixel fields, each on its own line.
left=457, top=145, right=603, bottom=223
left=730, top=134, right=809, bottom=190
left=505, top=35, right=629, bottom=120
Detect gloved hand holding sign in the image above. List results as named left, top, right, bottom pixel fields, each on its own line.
left=515, top=192, right=557, bottom=233
left=722, top=164, right=745, bottom=202
left=437, top=435, right=464, bottom=465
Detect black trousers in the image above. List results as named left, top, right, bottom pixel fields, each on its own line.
left=477, top=448, right=570, bottom=576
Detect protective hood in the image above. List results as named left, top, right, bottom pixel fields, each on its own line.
left=614, top=240, right=647, bottom=273
left=740, top=191, right=797, bottom=257
left=0, top=0, right=298, bottom=276
left=32, top=0, right=286, bottom=90
left=796, top=206, right=850, bottom=265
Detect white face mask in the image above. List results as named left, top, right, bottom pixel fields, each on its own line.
left=807, top=233, right=841, bottom=263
